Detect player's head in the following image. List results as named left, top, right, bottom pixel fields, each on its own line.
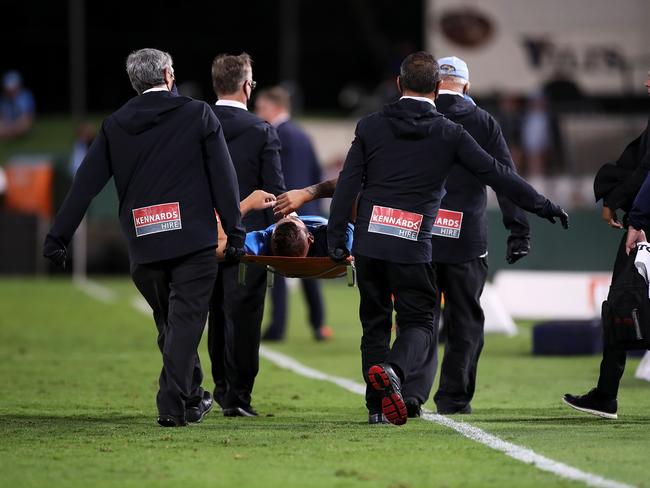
left=397, top=51, right=441, bottom=96
left=271, top=216, right=314, bottom=257
left=211, top=52, right=255, bottom=102
left=126, top=48, right=174, bottom=95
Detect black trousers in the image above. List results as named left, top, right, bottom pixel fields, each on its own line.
left=264, top=276, right=325, bottom=339
left=208, top=262, right=267, bottom=409
left=130, top=247, right=218, bottom=417
left=402, top=257, right=488, bottom=409
left=355, top=254, right=438, bottom=413
left=596, top=233, right=628, bottom=398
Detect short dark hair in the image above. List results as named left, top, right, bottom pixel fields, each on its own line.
left=211, top=53, right=252, bottom=96
left=399, top=51, right=440, bottom=94
left=271, top=220, right=309, bottom=257
left=256, top=86, right=291, bottom=111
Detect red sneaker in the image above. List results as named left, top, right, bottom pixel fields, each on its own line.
left=367, top=363, right=407, bottom=425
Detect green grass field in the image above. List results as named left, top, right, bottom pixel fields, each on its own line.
left=1, top=278, right=649, bottom=488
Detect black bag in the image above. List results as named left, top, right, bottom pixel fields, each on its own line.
left=602, top=248, right=650, bottom=349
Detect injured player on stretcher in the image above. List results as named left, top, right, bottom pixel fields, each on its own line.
left=216, top=190, right=353, bottom=258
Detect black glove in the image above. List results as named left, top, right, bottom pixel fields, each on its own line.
left=224, top=245, right=245, bottom=264
left=539, top=200, right=569, bottom=229
left=506, top=235, right=530, bottom=264
left=43, top=235, right=68, bottom=270
left=328, top=247, right=350, bottom=264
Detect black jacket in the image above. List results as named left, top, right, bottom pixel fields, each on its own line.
left=432, top=94, right=530, bottom=263
left=328, top=98, right=553, bottom=264
left=44, top=91, right=245, bottom=264
left=277, top=120, right=323, bottom=215
left=594, top=116, right=650, bottom=217
left=212, top=105, right=285, bottom=231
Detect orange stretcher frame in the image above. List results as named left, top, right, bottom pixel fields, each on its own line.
left=238, top=256, right=356, bottom=287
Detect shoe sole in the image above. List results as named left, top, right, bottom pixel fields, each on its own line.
left=561, top=398, right=618, bottom=420
left=368, top=365, right=407, bottom=426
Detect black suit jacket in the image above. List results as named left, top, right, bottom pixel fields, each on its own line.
left=328, top=98, right=551, bottom=264
left=595, top=116, right=650, bottom=216
left=45, top=91, right=245, bottom=264
left=432, top=94, right=530, bottom=263
left=276, top=120, right=322, bottom=215
left=212, top=105, right=285, bottom=231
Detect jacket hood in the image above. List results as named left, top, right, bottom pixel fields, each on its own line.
left=435, top=93, right=477, bottom=118
left=112, top=92, right=192, bottom=135
left=382, top=98, right=441, bottom=139
left=213, top=105, right=266, bottom=142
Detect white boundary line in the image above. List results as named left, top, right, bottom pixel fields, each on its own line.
left=259, top=346, right=634, bottom=488
left=73, top=280, right=634, bottom=488
left=73, top=278, right=116, bottom=303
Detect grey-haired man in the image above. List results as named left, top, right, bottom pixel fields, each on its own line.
left=401, top=56, right=532, bottom=417
left=44, top=48, right=245, bottom=427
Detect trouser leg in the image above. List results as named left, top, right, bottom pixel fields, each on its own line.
left=133, top=248, right=218, bottom=417
left=386, top=261, right=438, bottom=384
left=400, top=284, right=441, bottom=406
left=596, top=233, right=629, bottom=398
left=434, top=258, right=488, bottom=411
left=131, top=261, right=169, bottom=354
left=355, top=254, right=393, bottom=413
left=211, top=262, right=267, bottom=409
left=208, top=268, right=228, bottom=406
left=301, top=278, right=325, bottom=333
left=264, top=275, right=288, bottom=339
left=596, top=346, right=627, bottom=398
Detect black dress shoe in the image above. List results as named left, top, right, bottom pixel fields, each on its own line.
left=404, top=398, right=422, bottom=418
left=563, top=388, right=617, bottom=419
left=368, top=412, right=390, bottom=425
left=367, top=363, right=407, bottom=426
left=223, top=405, right=258, bottom=417
left=157, top=414, right=187, bottom=427
left=437, top=403, right=472, bottom=415
left=187, top=391, right=214, bottom=423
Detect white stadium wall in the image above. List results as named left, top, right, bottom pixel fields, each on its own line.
left=425, top=0, right=650, bottom=95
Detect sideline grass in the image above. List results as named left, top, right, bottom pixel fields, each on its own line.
left=0, top=278, right=648, bottom=487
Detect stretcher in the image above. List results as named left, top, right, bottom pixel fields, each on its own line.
left=238, top=255, right=356, bottom=287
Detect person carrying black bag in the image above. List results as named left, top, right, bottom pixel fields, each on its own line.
left=563, top=69, right=650, bottom=419
left=43, top=48, right=246, bottom=427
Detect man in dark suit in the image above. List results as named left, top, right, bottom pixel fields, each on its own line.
left=401, top=57, right=532, bottom=417
left=327, top=51, right=568, bottom=426
left=254, top=86, right=330, bottom=342
left=43, top=48, right=245, bottom=427
left=208, top=53, right=286, bottom=417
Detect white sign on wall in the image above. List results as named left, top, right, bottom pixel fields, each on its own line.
left=425, top=0, right=650, bottom=95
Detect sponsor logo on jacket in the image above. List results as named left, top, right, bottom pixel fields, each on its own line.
left=432, top=209, right=463, bottom=239
left=368, top=205, right=423, bottom=241
left=132, top=202, right=182, bottom=237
